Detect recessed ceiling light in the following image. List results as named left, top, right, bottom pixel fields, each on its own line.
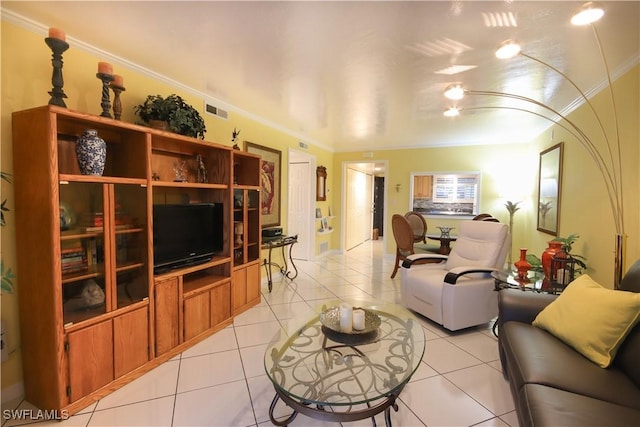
left=444, top=107, right=461, bottom=117
left=444, top=84, right=465, bottom=100
left=571, top=2, right=604, bottom=26
left=495, top=40, right=521, bottom=59
left=434, top=65, right=478, bottom=75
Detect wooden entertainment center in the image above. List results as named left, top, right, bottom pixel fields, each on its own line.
left=11, top=105, right=262, bottom=414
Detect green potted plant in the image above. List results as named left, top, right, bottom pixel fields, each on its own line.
left=134, top=94, right=206, bottom=139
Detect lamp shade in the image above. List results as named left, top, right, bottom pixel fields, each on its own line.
left=571, top=2, right=604, bottom=26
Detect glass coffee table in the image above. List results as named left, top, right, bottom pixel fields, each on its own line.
left=264, top=302, right=425, bottom=426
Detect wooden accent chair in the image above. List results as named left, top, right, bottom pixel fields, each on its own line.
left=391, top=214, right=418, bottom=279
left=404, top=211, right=427, bottom=243
left=473, top=213, right=499, bottom=222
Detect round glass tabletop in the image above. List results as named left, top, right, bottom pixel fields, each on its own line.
left=264, top=301, right=426, bottom=407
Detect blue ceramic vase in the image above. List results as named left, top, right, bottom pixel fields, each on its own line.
left=76, top=129, right=106, bottom=175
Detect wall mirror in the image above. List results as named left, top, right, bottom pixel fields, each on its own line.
left=537, top=142, right=563, bottom=236
left=410, top=171, right=480, bottom=217
left=316, top=166, right=327, bottom=201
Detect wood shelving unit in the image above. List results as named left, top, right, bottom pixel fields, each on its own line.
left=11, top=105, right=261, bottom=415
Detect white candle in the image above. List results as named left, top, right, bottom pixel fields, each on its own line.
left=557, top=268, right=566, bottom=285
left=339, top=303, right=352, bottom=332
left=353, top=309, right=366, bottom=330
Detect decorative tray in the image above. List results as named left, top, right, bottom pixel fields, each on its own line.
left=319, top=306, right=381, bottom=335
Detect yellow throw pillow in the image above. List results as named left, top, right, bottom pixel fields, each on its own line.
left=533, top=274, right=640, bottom=368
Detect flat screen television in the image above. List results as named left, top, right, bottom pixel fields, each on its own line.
left=153, top=203, right=224, bottom=274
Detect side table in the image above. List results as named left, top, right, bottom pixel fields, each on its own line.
left=491, top=269, right=564, bottom=336
left=262, top=234, right=299, bottom=292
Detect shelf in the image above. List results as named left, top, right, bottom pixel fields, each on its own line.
left=183, top=274, right=230, bottom=297
left=115, top=261, right=145, bottom=274
left=61, top=265, right=103, bottom=284
left=317, top=229, right=334, bottom=235
left=233, top=184, right=261, bottom=190
left=59, top=174, right=147, bottom=186
left=151, top=181, right=228, bottom=190
left=154, top=255, right=231, bottom=280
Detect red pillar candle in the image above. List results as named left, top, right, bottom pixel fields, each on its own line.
left=98, top=62, right=113, bottom=75
left=112, top=74, right=124, bottom=87
left=48, top=27, right=66, bottom=41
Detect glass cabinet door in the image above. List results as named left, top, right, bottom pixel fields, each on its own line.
left=113, top=183, right=149, bottom=309
left=59, top=182, right=149, bottom=325
left=233, top=189, right=245, bottom=265
left=59, top=182, right=108, bottom=325
left=246, top=189, right=260, bottom=263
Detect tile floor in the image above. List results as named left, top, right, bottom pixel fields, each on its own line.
left=2, top=240, right=519, bottom=427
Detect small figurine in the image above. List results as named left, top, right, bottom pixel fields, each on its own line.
left=232, top=127, right=241, bottom=150
left=173, top=160, right=187, bottom=182
left=196, top=154, right=208, bottom=183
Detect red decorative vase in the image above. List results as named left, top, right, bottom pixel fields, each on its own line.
left=514, top=248, right=532, bottom=282
left=542, top=241, right=563, bottom=284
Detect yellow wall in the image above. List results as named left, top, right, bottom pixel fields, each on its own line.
left=0, top=22, right=335, bottom=394
left=529, top=65, right=639, bottom=285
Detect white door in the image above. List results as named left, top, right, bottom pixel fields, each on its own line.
left=288, top=150, right=314, bottom=260
left=345, top=167, right=372, bottom=250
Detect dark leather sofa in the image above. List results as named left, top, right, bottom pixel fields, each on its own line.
left=497, top=260, right=640, bottom=426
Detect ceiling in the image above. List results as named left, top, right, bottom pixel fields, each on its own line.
left=2, top=1, right=639, bottom=153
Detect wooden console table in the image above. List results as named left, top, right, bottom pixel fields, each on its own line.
left=262, top=235, right=299, bottom=292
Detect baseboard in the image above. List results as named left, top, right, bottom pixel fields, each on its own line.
left=1, top=381, right=24, bottom=406
left=314, top=249, right=339, bottom=260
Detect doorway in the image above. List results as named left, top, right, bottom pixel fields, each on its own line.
left=287, top=149, right=315, bottom=261
left=342, top=162, right=387, bottom=251
left=373, top=176, right=385, bottom=237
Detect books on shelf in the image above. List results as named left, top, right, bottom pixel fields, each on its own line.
left=84, top=224, right=132, bottom=233
left=61, top=244, right=87, bottom=273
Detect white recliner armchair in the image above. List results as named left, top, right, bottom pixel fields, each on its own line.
left=400, top=220, right=510, bottom=331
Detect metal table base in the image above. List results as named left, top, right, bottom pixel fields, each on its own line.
left=268, top=384, right=401, bottom=427
left=262, top=235, right=299, bottom=292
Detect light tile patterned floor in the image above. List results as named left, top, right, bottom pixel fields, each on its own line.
left=2, top=241, right=519, bottom=427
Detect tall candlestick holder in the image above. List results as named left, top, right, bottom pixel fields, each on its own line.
left=45, top=37, right=70, bottom=107
left=109, top=82, right=126, bottom=120
left=96, top=72, right=114, bottom=118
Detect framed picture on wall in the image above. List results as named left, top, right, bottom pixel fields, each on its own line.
left=245, top=141, right=282, bottom=228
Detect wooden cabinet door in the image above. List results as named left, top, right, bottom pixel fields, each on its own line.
left=246, top=263, right=261, bottom=304
left=232, top=269, right=248, bottom=312
left=183, top=292, right=210, bottom=341
left=211, top=282, right=231, bottom=327
left=67, top=320, right=114, bottom=402
left=154, top=278, right=180, bottom=356
left=113, top=307, right=149, bottom=378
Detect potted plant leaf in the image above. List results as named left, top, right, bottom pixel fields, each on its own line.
left=134, top=94, right=206, bottom=139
